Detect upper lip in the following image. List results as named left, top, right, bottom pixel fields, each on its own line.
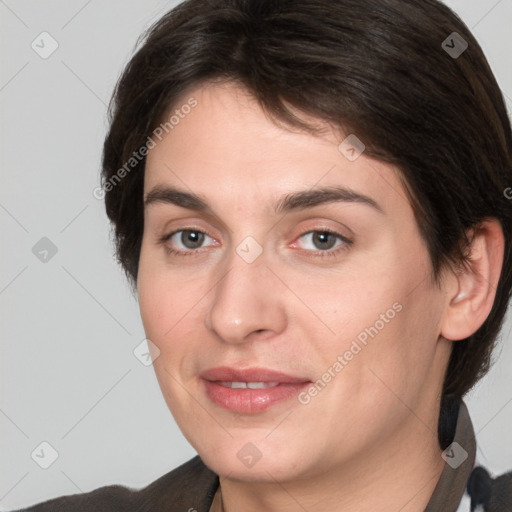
left=200, top=366, right=311, bottom=384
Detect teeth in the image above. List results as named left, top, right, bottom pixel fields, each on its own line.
left=219, top=381, right=280, bottom=389
left=247, top=381, right=280, bottom=389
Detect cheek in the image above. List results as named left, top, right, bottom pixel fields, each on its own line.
left=137, top=257, right=207, bottom=375
left=137, top=241, right=191, bottom=337
left=137, top=267, right=200, bottom=409
left=307, top=253, right=440, bottom=400
left=137, top=251, right=176, bottom=360
left=137, top=276, right=168, bottom=340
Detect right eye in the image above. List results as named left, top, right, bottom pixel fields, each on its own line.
left=159, top=228, right=217, bottom=257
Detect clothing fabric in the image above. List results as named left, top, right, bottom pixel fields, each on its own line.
left=11, top=400, right=512, bottom=511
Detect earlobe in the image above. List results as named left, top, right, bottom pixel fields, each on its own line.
left=440, top=218, right=504, bottom=341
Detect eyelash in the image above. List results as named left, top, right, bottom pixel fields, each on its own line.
left=158, top=227, right=353, bottom=259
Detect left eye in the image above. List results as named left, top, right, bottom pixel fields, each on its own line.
left=296, top=230, right=348, bottom=252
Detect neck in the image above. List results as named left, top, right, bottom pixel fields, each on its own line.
left=216, top=412, right=446, bottom=512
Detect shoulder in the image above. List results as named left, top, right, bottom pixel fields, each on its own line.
left=11, top=456, right=219, bottom=512
left=11, top=484, right=134, bottom=512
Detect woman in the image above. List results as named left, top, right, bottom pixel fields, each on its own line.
left=14, top=0, right=512, bottom=510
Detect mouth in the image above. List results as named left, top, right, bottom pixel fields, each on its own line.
left=199, top=366, right=311, bottom=413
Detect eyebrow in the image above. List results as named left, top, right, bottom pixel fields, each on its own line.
left=144, top=185, right=384, bottom=215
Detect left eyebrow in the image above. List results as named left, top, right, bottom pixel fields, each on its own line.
left=275, top=185, right=384, bottom=215
left=143, top=185, right=384, bottom=215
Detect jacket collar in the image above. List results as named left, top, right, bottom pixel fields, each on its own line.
left=425, top=400, right=476, bottom=511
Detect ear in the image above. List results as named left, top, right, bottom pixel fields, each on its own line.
left=440, top=218, right=505, bottom=341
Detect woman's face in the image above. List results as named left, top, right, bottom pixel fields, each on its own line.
left=137, top=81, right=452, bottom=482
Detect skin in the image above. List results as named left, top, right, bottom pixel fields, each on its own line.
left=137, top=81, right=504, bottom=512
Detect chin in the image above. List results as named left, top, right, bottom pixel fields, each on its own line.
left=196, top=437, right=313, bottom=482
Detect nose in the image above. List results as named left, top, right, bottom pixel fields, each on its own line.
left=204, top=248, right=287, bottom=345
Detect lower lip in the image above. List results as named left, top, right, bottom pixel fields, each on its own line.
left=201, top=379, right=310, bottom=413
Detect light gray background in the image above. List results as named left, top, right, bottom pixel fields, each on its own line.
left=1, top=1, right=511, bottom=509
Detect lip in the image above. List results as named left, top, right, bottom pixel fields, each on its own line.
left=200, top=366, right=311, bottom=414
left=200, top=366, right=310, bottom=383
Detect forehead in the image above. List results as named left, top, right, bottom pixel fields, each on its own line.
left=144, top=81, right=410, bottom=219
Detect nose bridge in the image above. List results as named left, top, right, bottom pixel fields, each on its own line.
left=205, top=240, right=285, bottom=343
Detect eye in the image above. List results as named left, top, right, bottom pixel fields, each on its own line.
left=294, top=229, right=353, bottom=258
left=159, top=228, right=215, bottom=256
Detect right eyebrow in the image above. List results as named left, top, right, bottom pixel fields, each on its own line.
left=144, top=185, right=213, bottom=213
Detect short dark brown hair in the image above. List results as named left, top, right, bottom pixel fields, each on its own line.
left=102, top=0, right=512, bottom=401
